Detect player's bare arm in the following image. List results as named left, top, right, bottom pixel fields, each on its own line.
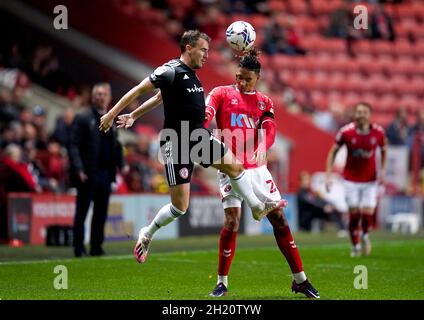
left=99, top=77, right=156, bottom=132
left=117, top=92, right=163, bottom=129
left=325, top=144, right=341, bottom=192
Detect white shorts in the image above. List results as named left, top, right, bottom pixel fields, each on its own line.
left=343, top=180, right=378, bottom=209
left=218, top=166, right=281, bottom=209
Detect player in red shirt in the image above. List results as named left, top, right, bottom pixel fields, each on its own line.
left=325, top=102, right=387, bottom=257
left=204, top=49, right=319, bottom=298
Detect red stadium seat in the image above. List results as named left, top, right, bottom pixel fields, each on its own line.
left=270, top=54, right=291, bottom=70
left=353, top=40, right=372, bottom=55
left=288, top=0, right=309, bottom=15
left=295, top=15, right=320, bottom=33
left=356, top=54, right=381, bottom=73
left=413, top=42, right=424, bottom=59
left=379, top=93, right=398, bottom=112
left=268, top=0, right=286, bottom=12
left=345, top=73, right=366, bottom=93
left=393, top=57, right=416, bottom=76
left=396, top=4, right=416, bottom=19
left=394, top=40, right=414, bottom=57
left=371, top=40, right=394, bottom=56
left=250, top=14, right=269, bottom=32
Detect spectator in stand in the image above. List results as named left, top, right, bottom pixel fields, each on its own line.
left=0, top=88, right=21, bottom=125
left=19, top=107, right=33, bottom=126
left=326, top=3, right=353, bottom=39
left=284, top=16, right=307, bottom=55
left=387, top=108, right=409, bottom=145
left=36, top=138, right=69, bottom=193
left=326, top=3, right=365, bottom=56
left=408, top=110, right=424, bottom=170
left=0, top=122, right=23, bottom=149
left=313, top=102, right=346, bottom=133
left=0, top=144, right=37, bottom=243
left=370, top=4, right=396, bottom=41
left=297, top=171, right=346, bottom=233
left=262, top=15, right=287, bottom=55
left=52, top=107, right=75, bottom=152
left=32, top=105, right=48, bottom=150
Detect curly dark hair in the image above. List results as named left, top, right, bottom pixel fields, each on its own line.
left=239, top=48, right=261, bottom=74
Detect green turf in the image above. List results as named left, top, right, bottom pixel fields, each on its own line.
left=0, top=231, right=423, bottom=300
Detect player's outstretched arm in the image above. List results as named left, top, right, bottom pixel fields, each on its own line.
left=99, top=77, right=155, bottom=132
left=325, top=144, right=340, bottom=192
left=117, top=92, right=163, bottom=129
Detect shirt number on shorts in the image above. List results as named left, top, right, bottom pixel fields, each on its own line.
left=266, top=180, right=277, bottom=193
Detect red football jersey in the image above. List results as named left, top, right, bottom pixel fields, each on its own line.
left=336, top=122, right=387, bottom=182
left=205, top=85, right=275, bottom=169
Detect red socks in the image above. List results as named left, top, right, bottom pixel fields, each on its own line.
left=362, top=214, right=373, bottom=234
left=218, top=228, right=237, bottom=276
left=273, top=225, right=303, bottom=273
left=349, top=213, right=361, bottom=245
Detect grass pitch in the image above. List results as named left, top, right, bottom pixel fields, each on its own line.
left=0, top=231, right=423, bottom=300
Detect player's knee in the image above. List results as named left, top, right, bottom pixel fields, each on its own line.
left=267, top=208, right=288, bottom=228
left=224, top=208, right=240, bottom=231
left=171, top=200, right=189, bottom=214
left=223, top=164, right=244, bottom=179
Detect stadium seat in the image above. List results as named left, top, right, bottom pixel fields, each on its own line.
left=396, top=4, right=416, bottom=19
left=394, top=40, right=414, bottom=57
left=296, top=15, right=320, bottom=33
left=392, top=56, right=416, bottom=76
left=288, top=0, right=309, bottom=15
left=371, top=40, right=394, bottom=56
left=353, top=40, right=372, bottom=55
left=268, top=0, right=286, bottom=12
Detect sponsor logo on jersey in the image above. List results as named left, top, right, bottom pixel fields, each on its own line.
left=231, top=98, right=238, bottom=105
left=257, top=101, right=266, bottom=110
left=187, top=84, right=204, bottom=93
left=183, top=74, right=190, bottom=80
left=231, top=113, right=256, bottom=128
left=352, top=149, right=373, bottom=158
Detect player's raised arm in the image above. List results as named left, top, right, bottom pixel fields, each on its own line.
left=99, top=77, right=155, bottom=132
left=117, top=92, right=163, bottom=129
left=325, top=144, right=341, bottom=192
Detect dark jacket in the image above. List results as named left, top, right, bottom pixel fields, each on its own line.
left=69, top=106, right=124, bottom=186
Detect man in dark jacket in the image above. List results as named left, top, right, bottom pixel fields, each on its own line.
left=69, top=83, right=125, bottom=257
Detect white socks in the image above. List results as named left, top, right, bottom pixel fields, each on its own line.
left=229, top=171, right=264, bottom=210
left=145, top=203, right=185, bottom=238
left=217, top=275, right=228, bottom=287
left=293, top=271, right=307, bottom=284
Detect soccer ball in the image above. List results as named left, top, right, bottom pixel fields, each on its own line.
left=225, top=21, right=256, bottom=51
